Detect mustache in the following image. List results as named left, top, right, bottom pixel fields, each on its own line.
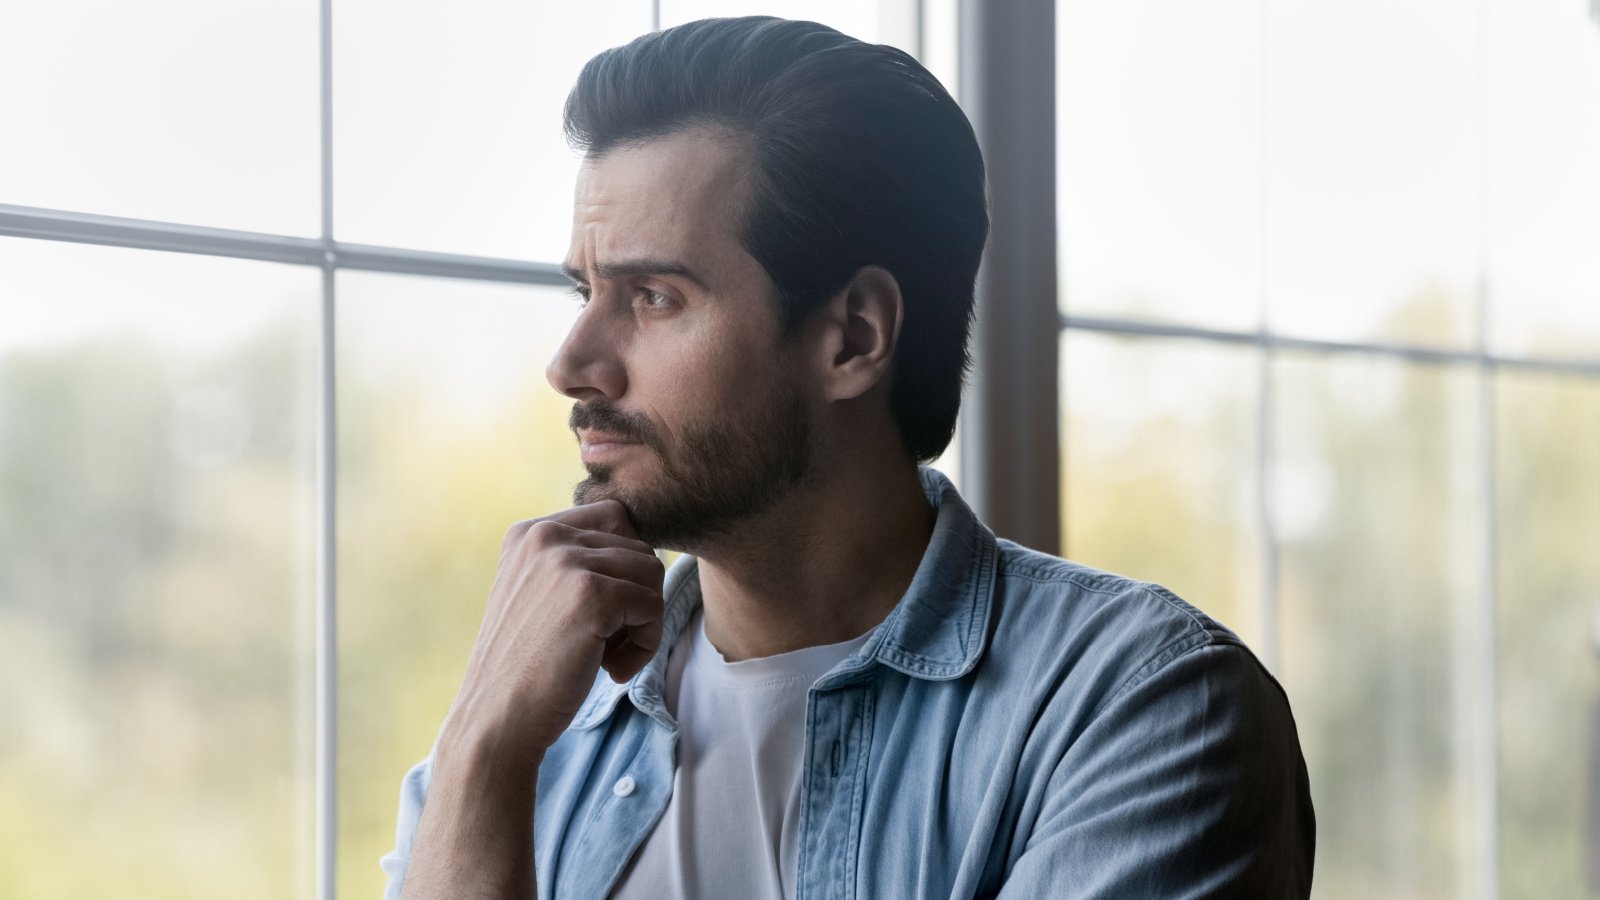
left=569, top=400, right=657, bottom=446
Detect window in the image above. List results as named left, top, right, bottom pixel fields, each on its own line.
left=0, top=3, right=932, bottom=898
left=7, top=1, right=1595, bottom=897
left=1058, top=0, right=1600, bottom=895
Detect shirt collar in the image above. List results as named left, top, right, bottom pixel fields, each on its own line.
left=567, top=466, right=999, bottom=731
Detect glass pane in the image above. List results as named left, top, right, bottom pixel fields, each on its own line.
left=1060, top=331, right=1264, bottom=649
left=1265, top=0, right=1481, bottom=347
left=334, top=1, right=651, bottom=260
left=335, top=273, right=585, bottom=898
left=1273, top=353, right=1485, bottom=898
left=0, top=238, right=318, bottom=898
left=1485, top=0, right=1600, bottom=360
left=921, top=0, right=959, bottom=94
left=1057, top=0, right=1263, bottom=332
left=1494, top=371, right=1600, bottom=898
left=0, top=1, right=319, bottom=234
left=659, top=2, right=883, bottom=46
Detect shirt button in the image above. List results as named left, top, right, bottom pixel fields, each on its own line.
left=612, top=775, right=637, bottom=797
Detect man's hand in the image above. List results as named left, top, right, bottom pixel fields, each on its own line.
left=442, top=498, right=665, bottom=759
left=401, top=500, right=664, bottom=900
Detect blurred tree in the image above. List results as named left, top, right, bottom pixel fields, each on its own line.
left=0, top=321, right=316, bottom=900
left=1495, top=372, right=1600, bottom=899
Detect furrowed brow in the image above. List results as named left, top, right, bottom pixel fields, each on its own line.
left=578, top=259, right=707, bottom=290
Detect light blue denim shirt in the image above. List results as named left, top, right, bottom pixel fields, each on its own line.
left=384, top=468, right=1314, bottom=898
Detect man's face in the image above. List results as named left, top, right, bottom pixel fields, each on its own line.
left=548, top=128, right=814, bottom=549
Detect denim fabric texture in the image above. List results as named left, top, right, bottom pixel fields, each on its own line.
left=383, top=468, right=1315, bottom=899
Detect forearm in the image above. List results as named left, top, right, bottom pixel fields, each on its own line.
left=402, top=728, right=543, bottom=900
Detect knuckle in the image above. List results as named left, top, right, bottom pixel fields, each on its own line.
left=525, top=519, right=567, bottom=548
left=501, top=519, right=535, bottom=548
left=563, top=575, right=619, bottom=631
left=575, top=568, right=612, bottom=594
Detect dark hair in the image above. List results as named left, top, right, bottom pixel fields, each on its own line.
left=564, top=16, right=988, bottom=464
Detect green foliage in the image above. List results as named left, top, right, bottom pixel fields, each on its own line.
left=1495, top=373, right=1600, bottom=900
left=0, top=326, right=316, bottom=899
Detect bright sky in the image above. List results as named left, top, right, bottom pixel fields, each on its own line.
left=1058, top=0, right=1600, bottom=354
left=2, top=0, right=1597, bottom=359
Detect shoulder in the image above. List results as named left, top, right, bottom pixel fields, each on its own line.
left=985, top=540, right=1278, bottom=719
left=996, top=540, right=1238, bottom=639
left=982, top=545, right=1314, bottom=885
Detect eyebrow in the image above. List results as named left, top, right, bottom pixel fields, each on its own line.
left=561, top=259, right=707, bottom=290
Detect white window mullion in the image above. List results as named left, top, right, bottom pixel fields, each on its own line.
left=316, top=0, right=337, bottom=894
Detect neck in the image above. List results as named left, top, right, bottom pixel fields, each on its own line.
left=689, top=458, right=935, bottom=662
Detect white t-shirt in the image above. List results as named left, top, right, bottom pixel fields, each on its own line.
left=611, top=609, right=873, bottom=900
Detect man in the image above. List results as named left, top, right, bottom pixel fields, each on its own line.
left=385, top=16, right=1313, bottom=899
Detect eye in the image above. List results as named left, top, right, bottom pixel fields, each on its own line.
left=568, top=285, right=591, bottom=306
left=637, top=288, right=675, bottom=310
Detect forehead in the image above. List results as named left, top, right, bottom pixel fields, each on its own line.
left=569, top=127, right=756, bottom=267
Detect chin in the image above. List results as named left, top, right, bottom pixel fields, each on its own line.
left=572, top=472, right=707, bottom=551
left=573, top=466, right=620, bottom=505
left=573, top=468, right=649, bottom=525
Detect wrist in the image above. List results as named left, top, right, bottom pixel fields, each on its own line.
left=437, top=709, right=548, bottom=778
left=438, top=685, right=562, bottom=762
left=405, top=711, right=542, bottom=899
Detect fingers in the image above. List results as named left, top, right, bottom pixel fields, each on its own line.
left=603, top=638, right=657, bottom=683
left=544, top=499, right=642, bottom=541
left=503, top=514, right=654, bottom=558
left=572, top=545, right=665, bottom=592
left=581, top=573, right=664, bottom=634
left=601, top=615, right=664, bottom=684
left=582, top=574, right=665, bottom=683
left=506, top=527, right=662, bottom=591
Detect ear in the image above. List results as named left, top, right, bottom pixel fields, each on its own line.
left=814, top=266, right=903, bottom=403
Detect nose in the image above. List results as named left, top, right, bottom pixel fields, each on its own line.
left=546, top=302, right=627, bottom=402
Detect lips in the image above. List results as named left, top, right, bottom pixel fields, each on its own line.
left=578, top=429, right=645, bottom=465
left=578, top=428, right=641, bottom=447
left=570, top=402, right=656, bottom=468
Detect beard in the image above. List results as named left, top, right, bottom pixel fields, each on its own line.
left=569, top=380, right=811, bottom=550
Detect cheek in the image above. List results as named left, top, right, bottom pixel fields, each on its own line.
left=666, top=320, right=768, bottom=391
left=631, top=311, right=793, bottom=429
left=628, top=328, right=740, bottom=441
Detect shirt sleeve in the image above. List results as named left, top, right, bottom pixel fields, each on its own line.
left=996, top=642, right=1316, bottom=899
left=379, top=756, right=433, bottom=900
